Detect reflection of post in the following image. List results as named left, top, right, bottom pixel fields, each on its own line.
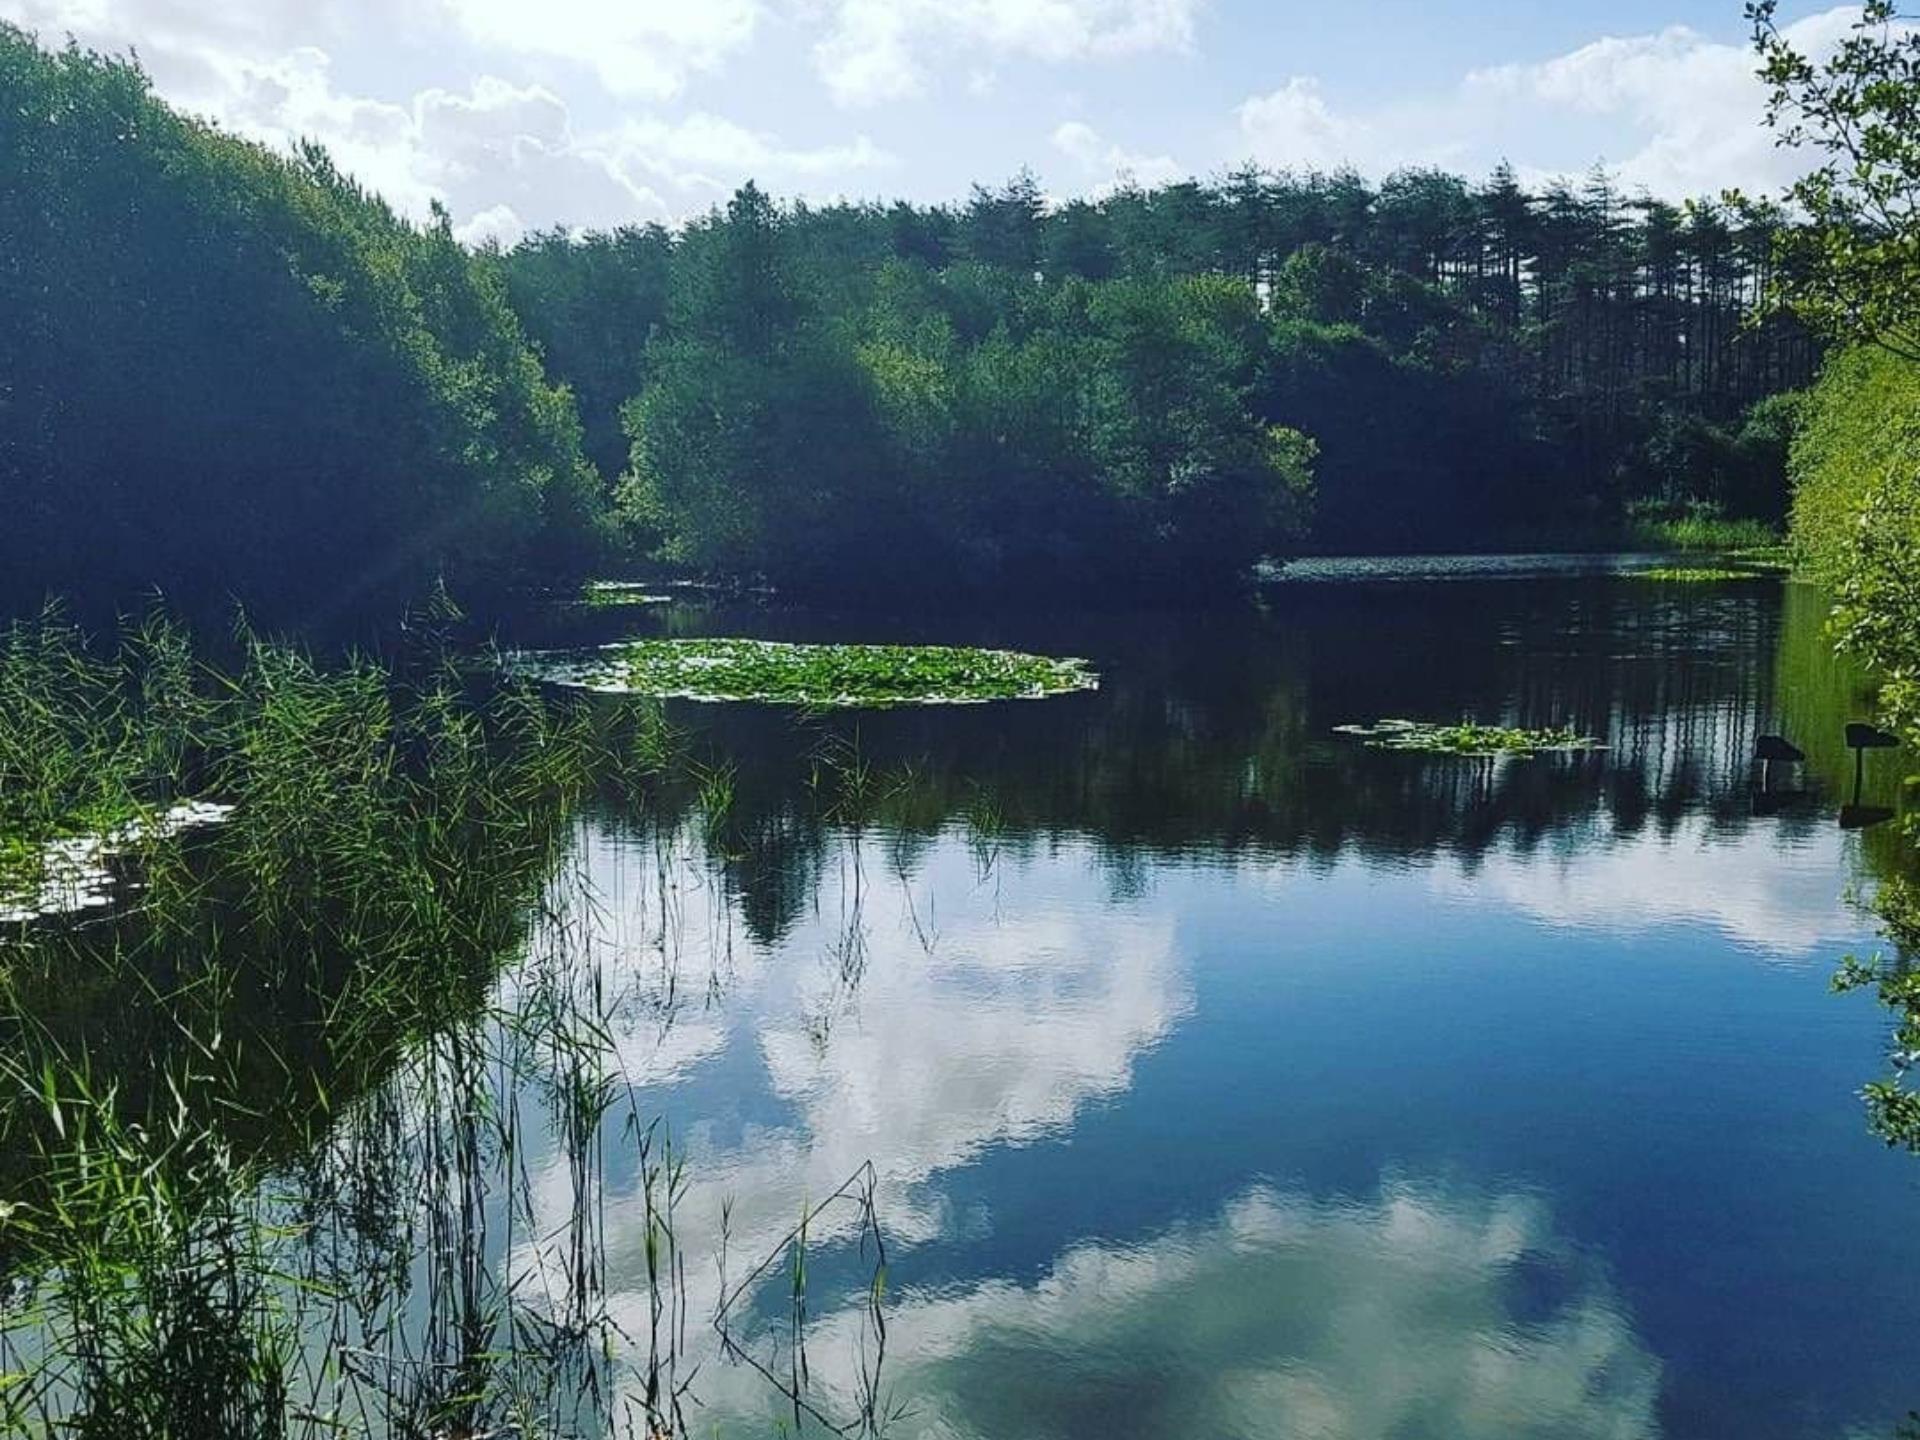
left=1844, top=723, right=1900, bottom=807
left=1840, top=723, right=1900, bottom=829
left=1839, top=804, right=1896, bottom=831
left=1753, top=734, right=1804, bottom=793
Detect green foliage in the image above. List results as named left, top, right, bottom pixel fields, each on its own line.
left=1761, top=346, right=1916, bottom=1166
left=1333, top=719, right=1605, bottom=758
left=541, top=638, right=1099, bottom=707
left=1791, top=344, right=1920, bottom=582
left=1752, top=4, right=1920, bottom=1160
left=499, top=158, right=1814, bottom=587
left=621, top=214, right=1315, bottom=595
left=0, top=609, right=674, bottom=1437
left=1788, top=344, right=1920, bottom=751
left=1616, top=395, right=1805, bottom=521
left=1833, top=878, right=1920, bottom=1153
left=494, top=223, right=672, bottom=482
left=0, top=27, right=608, bottom=624
left=1748, top=0, right=1920, bottom=358
left=1625, top=504, right=1782, bottom=553
left=1260, top=318, right=1548, bottom=550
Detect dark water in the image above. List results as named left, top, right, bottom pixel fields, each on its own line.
left=506, top=573, right=1920, bottom=1439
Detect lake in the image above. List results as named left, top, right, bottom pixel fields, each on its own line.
left=478, top=569, right=1920, bottom=1440
left=8, top=567, right=1915, bottom=1440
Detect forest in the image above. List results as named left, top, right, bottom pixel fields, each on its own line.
left=1, top=21, right=1819, bottom=619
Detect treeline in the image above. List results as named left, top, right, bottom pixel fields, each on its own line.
left=0, top=26, right=1818, bottom=620
left=0, top=28, right=609, bottom=626
left=501, top=165, right=1815, bottom=593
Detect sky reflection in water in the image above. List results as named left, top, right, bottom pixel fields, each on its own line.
left=507, top=575, right=1918, bottom=1440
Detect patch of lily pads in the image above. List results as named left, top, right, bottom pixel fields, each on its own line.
left=524, top=638, right=1100, bottom=708
left=576, top=581, right=675, bottom=609
left=1633, top=566, right=1772, bottom=583
left=1335, top=719, right=1606, bottom=758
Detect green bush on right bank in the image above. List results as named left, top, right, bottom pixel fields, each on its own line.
left=1789, top=345, right=1920, bottom=738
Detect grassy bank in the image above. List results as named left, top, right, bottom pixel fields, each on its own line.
left=1625, top=509, right=1781, bottom=554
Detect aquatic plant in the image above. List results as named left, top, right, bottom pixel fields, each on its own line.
left=577, top=581, right=675, bottom=610
left=1627, top=510, right=1780, bottom=554
left=0, top=607, right=212, bottom=920
left=532, top=638, right=1099, bottom=708
left=1334, top=719, right=1605, bottom=758
left=1632, top=566, right=1772, bottom=583
left=1725, top=544, right=1797, bottom=573
left=0, top=606, right=899, bottom=1439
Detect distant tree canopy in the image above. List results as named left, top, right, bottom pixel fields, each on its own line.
left=0, top=27, right=608, bottom=625
left=504, top=163, right=1815, bottom=589
left=606, top=185, right=1313, bottom=598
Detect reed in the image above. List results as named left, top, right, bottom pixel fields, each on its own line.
left=0, top=607, right=895, bottom=1439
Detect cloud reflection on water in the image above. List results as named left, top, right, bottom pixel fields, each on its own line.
left=1426, top=812, right=1861, bottom=959
left=699, top=1177, right=1660, bottom=1440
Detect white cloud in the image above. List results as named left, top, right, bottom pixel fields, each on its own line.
left=598, top=113, right=894, bottom=197
left=439, top=0, right=759, bottom=99
left=1237, top=76, right=1364, bottom=172
left=1, top=0, right=888, bottom=236
left=1458, top=9, right=1868, bottom=196
left=204, top=55, right=667, bottom=229
left=1232, top=7, right=1873, bottom=198
left=7, top=0, right=1888, bottom=243
left=1051, top=118, right=1181, bottom=195
left=1428, top=814, right=1861, bottom=959
left=506, top=828, right=1193, bottom=1366
left=453, top=201, right=525, bottom=248
left=814, top=0, right=1202, bottom=108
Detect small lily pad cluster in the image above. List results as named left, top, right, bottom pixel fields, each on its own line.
left=1634, top=566, right=1771, bottom=584
left=544, top=638, right=1099, bottom=708
left=1335, top=719, right=1605, bottom=758
left=577, top=582, right=674, bottom=609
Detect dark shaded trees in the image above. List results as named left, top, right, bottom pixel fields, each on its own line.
left=495, top=223, right=671, bottom=480
left=0, top=27, right=607, bottom=624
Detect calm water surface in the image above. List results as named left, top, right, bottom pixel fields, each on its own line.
left=506, top=572, right=1920, bottom=1439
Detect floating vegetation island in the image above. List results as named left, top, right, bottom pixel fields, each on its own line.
left=1336, top=719, right=1606, bottom=758
left=530, top=638, right=1099, bottom=708
left=1634, top=566, right=1773, bottom=584
left=576, top=581, right=675, bottom=609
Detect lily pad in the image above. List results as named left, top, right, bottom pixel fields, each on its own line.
left=1633, top=567, right=1771, bottom=583
left=577, top=582, right=675, bottom=609
left=1335, top=719, right=1605, bottom=758
left=516, top=638, right=1099, bottom=708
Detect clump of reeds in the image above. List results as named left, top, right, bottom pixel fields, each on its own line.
left=0, top=607, right=668, bottom=1437
left=0, top=605, right=896, bottom=1440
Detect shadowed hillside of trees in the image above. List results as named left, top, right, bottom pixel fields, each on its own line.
left=0, top=27, right=610, bottom=627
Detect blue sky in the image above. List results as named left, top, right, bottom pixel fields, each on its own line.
left=0, top=0, right=1859, bottom=244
